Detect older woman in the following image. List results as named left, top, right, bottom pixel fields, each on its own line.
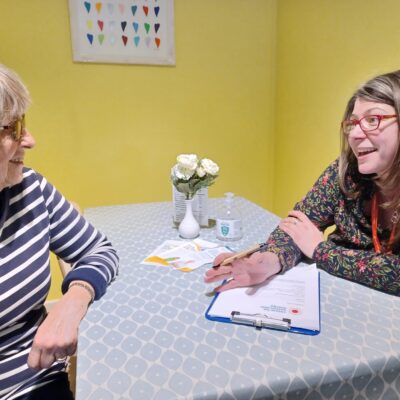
left=206, top=70, right=400, bottom=296
left=0, top=65, right=119, bottom=399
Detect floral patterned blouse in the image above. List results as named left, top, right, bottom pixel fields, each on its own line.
left=265, top=159, right=400, bottom=296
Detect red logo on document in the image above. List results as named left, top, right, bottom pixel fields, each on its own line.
left=290, top=308, right=302, bottom=315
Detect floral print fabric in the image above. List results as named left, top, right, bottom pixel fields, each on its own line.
left=265, top=159, right=400, bottom=296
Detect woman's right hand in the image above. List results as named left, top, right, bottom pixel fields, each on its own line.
left=27, top=282, right=92, bottom=370
left=204, top=251, right=281, bottom=292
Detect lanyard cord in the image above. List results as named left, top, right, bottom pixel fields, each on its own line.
left=371, top=193, right=396, bottom=254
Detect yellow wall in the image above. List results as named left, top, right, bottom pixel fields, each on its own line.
left=274, top=0, right=400, bottom=216
left=0, top=0, right=277, bottom=208
left=0, top=0, right=277, bottom=299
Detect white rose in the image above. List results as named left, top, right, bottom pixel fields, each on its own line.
left=172, top=164, right=195, bottom=180
left=200, top=158, right=219, bottom=175
left=176, top=154, right=198, bottom=172
left=196, top=166, right=206, bottom=177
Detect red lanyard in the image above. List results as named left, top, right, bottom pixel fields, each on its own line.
left=371, top=193, right=396, bottom=254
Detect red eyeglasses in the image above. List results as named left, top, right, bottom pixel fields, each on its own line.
left=342, top=114, right=397, bottom=135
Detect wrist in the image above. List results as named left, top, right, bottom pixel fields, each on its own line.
left=252, top=251, right=282, bottom=277
left=68, top=281, right=95, bottom=306
left=262, top=251, right=282, bottom=274
left=312, top=240, right=326, bottom=260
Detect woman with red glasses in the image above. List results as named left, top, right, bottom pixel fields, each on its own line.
left=205, top=70, right=400, bottom=296
left=0, top=65, right=119, bottom=399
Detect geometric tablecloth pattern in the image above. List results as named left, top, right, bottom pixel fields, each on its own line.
left=76, top=198, right=400, bottom=400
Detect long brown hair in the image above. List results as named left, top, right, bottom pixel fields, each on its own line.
left=339, top=71, right=400, bottom=240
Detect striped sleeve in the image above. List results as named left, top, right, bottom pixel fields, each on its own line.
left=38, top=174, right=119, bottom=300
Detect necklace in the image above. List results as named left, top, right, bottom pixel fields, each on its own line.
left=371, top=193, right=398, bottom=254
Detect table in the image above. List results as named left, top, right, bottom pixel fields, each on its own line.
left=76, top=197, right=400, bottom=400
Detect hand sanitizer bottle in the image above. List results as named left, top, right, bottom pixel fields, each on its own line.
left=216, top=192, right=242, bottom=241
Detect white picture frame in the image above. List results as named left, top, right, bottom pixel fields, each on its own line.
left=68, top=0, right=175, bottom=65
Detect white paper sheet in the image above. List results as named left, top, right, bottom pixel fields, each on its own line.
left=207, top=264, right=319, bottom=331
left=142, top=239, right=232, bottom=272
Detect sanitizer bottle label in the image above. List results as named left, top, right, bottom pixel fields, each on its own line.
left=217, top=219, right=242, bottom=240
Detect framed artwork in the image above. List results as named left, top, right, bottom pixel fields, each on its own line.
left=68, top=0, right=175, bottom=65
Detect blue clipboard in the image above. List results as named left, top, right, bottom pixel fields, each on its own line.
left=205, top=270, right=321, bottom=336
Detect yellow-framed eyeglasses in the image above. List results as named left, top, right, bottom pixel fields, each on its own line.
left=0, top=115, right=25, bottom=141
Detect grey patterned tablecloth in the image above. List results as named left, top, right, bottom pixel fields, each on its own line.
left=76, top=197, right=400, bottom=400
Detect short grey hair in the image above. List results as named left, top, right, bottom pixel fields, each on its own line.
left=0, top=64, right=31, bottom=125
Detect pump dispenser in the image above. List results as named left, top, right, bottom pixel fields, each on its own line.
left=216, top=192, right=242, bottom=241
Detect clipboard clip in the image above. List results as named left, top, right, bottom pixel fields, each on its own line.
left=231, top=311, right=291, bottom=331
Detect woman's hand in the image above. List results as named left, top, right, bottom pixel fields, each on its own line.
left=27, top=282, right=93, bottom=370
left=204, top=251, right=281, bottom=292
left=279, top=210, right=324, bottom=258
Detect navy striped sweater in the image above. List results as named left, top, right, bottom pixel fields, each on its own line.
left=0, top=168, right=119, bottom=399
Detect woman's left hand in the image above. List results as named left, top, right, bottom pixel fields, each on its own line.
left=279, top=210, right=324, bottom=258
left=27, top=284, right=91, bottom=370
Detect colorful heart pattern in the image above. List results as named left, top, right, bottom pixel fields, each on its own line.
left=82, top=1, right=163, bottom=50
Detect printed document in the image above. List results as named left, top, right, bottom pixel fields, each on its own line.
left=142, top=239, right=231, bottom=272
left=207, top=264, right=319, bottom=331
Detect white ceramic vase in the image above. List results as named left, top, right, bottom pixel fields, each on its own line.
left=179, top=199, right=200, bottom=239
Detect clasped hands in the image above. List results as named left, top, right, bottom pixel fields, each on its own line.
left=205, top=211, right=324, bottom=291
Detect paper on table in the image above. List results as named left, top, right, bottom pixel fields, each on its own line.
left=206, top=264, right=319, bottom=331
left=142, top=239, right=232, bottom=272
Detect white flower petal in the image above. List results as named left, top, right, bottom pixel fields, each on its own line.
left=196, top=166, right=206, bottom=177
left=177, top=154, right=198, bottom=171
left=200, top=158, right=219, bottom=175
